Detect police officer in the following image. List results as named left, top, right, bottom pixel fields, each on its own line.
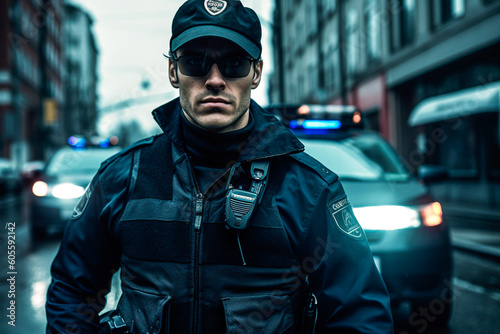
left=46, top=0, right=394, bottom=333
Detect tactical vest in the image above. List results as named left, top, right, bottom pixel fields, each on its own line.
left=113, top=134, right=307, bottom=333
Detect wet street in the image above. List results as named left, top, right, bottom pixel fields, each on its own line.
left=394, top=251, right=500, bottom=334
left=1, top=195, right=500, bottom=333
left=1, top=238, right=56, bottom=333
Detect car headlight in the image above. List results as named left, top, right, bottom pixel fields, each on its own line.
left=353, top=205, right=420, bottom=230
left=52, top=183, right=85, bottom=199
left=353, top=202, right=443, bottom=230
left=32, top=181, right=49, bottom=197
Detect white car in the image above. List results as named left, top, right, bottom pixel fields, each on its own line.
left=30, top=146, right=120, bottom=239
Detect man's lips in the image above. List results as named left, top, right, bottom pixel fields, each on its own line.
left=200, top=98, right=231, bottom=109
left=201, top=97, right=230, bottom=104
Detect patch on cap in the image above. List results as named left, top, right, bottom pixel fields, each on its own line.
left=204, top=0, right=227, bottom=16
left=327, top=197, right=364, bottom=240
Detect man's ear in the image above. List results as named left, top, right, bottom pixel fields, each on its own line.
left=251, top=60, right=263, bottom=89
left=169, top=59, right=179, bottom=88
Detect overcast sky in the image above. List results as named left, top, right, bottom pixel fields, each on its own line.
left=70, top=0, right=274, bottom=137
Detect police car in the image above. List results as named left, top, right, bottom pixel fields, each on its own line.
left=268, top=104, right=453, bottom=325
left=30, top=136, right=120, bottom=240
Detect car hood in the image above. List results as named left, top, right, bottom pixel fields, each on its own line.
left=340, top=178, right=433, bottom=207
left=44, top=173, right=94, bottom=188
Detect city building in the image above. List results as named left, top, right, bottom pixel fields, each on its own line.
left=36, top=0, right=65, bottom=160
left=0, top=0, right=65, bottom=165
left=0, top=1, right=99, bottom=169
left=270, top=0, right=500, bottom=222
left=64, top=2, right=98, bottom=140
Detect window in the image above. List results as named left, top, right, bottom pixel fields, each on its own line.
left=346, top=9, right=360, bottom=74
left=438, top=118, right=478, bottom=178
left=308, top=60, right=318, bottom=98
left=21, top=16, right=36, bottom=39
left=322, top=19, right=339, bottom=96
left=430, top=0, right=465, bottom=30
left=365, top=0, right=382, bottom=65
left=297, top=73, right=304, bottom=103
left=305, top=1, right=317, bottom=39
left=320, top=0, right=336, bottom=15
left=324, top=46, right=338, bottom=94
left=302, top=134, right=410, bottom=182
left=284, top=0, right=293, bottom=20
left=389, top=0, right=416, bottom=51
left=442, top=0, right=465, bottom=22
left=294, top=16, right=306, bottom=55
left=401, top=0, right=416, bottom=46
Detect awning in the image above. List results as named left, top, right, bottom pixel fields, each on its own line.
left=408, top=81, right=500, bottom=126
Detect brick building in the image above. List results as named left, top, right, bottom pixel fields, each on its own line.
left=0, top=0, right=65, bottom=165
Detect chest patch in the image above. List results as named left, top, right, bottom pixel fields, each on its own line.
left=327, top=197, right=364, bottom=240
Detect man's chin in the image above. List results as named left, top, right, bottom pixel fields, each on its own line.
left=187, top=107, right=249, bottom=133
left=198, top=121, right=233, bottom=133
left=197, top=116, right=248, bottom=133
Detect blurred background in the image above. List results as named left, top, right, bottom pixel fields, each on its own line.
left=0, top=0, right=499, bottom=333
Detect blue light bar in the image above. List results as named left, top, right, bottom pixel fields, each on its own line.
left=99, top=139, right=111, bottom=148
left=290, top=120, right=342, bottom=130
left=68, top=136, right=86, bottom=148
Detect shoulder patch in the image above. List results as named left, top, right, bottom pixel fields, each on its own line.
left=327, top=196, right=364, bottom=240
left=291, top=152, right=338, bottom=184
left=71, top=183, right=93, bottom=219
left=99, top=135, right=157, bottom=171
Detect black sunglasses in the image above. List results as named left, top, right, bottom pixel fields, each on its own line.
left=171, top=54, right=256, bottom=78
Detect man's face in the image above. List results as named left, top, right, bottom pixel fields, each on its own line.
left=169, top=38, right=263, bottom=133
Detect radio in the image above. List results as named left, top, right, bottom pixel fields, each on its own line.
left=224, top=160, right=270, bottom=265
left=225, top=160, right=270, bottom=231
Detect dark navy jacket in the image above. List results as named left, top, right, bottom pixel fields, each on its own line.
left=46, top=98, right=393, bottom=333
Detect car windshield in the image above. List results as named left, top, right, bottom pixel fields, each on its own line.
left=301, top=133, right=410, bottom=181
left=45, top=148, right=120, bottom=176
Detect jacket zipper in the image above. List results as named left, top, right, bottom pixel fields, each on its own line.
left=193, top=192, right=203, bottom=332
left=192, top=167, right=231, bottom=332
left=186, top=151, right=204, bottom=333
left=189, top=148, right=303, bottom=332
left=191, top=164, right=234, bottom=332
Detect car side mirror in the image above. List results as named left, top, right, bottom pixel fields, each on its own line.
left=418, top=165, right=448, bottom=183
left=22, top=166, right=44, bottom=184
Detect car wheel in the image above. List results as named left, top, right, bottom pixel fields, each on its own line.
left=410, top=296, right=452, bottom=329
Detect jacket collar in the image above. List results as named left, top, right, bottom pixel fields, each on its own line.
left=152, top=98, right=304, bottom=162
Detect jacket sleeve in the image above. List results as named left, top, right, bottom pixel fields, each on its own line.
left=282, top=175, right=394, bottom=333
left=46, top=157, right=130, bottom=334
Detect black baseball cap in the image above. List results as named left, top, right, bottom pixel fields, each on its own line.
left=170, top=0, right=262, bottom=59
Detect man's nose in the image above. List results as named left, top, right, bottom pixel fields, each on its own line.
left=205, top=63, right=226, bottom=91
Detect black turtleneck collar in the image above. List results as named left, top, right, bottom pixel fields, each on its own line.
left=181, top=110, right=255, bottom=168
left=152, top=98, right=305, bottom=163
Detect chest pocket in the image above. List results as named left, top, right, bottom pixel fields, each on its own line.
left=117, top=287, right=172, bottom=334
left=202, top=197, right=296, bottom=268
left=117, top=199, right=191, bottom=262
left=222, top=294, right=294, bottom=334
